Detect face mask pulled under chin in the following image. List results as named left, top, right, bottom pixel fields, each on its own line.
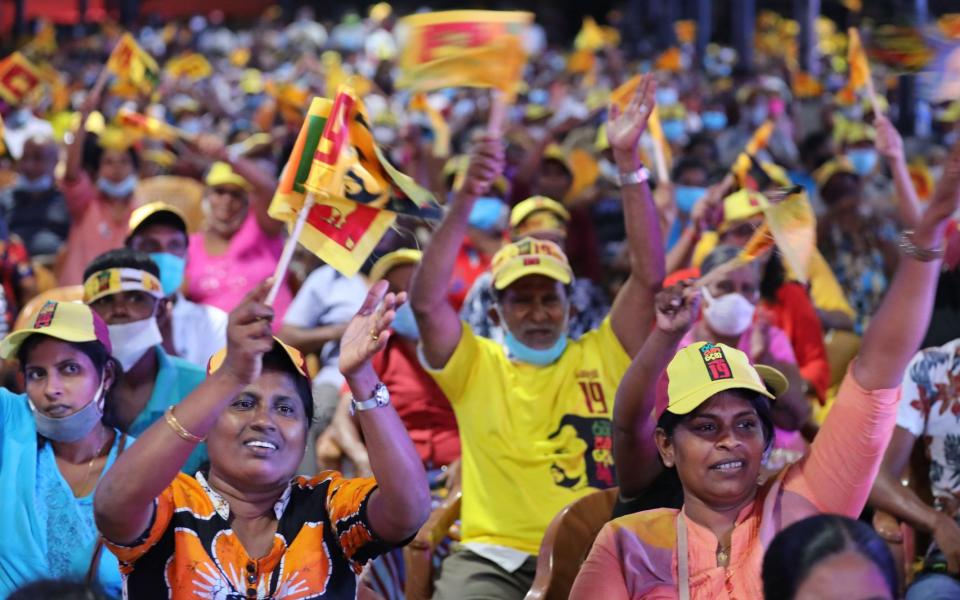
left=108, top=317, right=163, bottom=372
left=498, top=309, right=568, bottom=366
left=97, top=174, right=139, bottom=199
left=31, top=378, right=106, bottom=442
left=702, top=287, right=756, bottom=337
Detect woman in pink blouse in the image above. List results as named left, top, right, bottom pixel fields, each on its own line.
left=570, top=142, right=960, bottom=599
left=184, top=135, right=292, bottom=325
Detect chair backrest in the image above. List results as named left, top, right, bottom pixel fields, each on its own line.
left=135, top=176, right=206, bottom=233
left=13, top=286, right=83, bottom=332
left=525, top=487, right=619, bottom=600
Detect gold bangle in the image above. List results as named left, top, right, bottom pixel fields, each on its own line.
left=164, top=406, right=206, bottom=443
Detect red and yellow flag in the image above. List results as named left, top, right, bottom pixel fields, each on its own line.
left=270, top=88, right=440, bottom=276
left=0, top=52, right=42, bottom=105
left=106, top=33, right=160, bottom=95
left=116, top=108, right=178, bottom=142
left=397, top=10, right=532, bottom=100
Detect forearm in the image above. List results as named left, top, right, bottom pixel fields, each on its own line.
left=95, top=372, right=246, bottom=542
left=818, top=309, right=855, bottom=332
left=854, top=223, right=946, bottom=390
left=666, top=225, right=699, bottom=274
left=349, top=365, right=430, bottom=542
left=889, top=156, right=922, bottom=228
left=278, top=323, right=348, bottom=354
left=64, top=123, right=88, bottom=182
left=613, top=328, right=682, bottom=496
left=870, top=466, right=941, bottom=533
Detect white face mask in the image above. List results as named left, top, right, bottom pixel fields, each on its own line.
left=107, top=317, right=163, bottom=371
left=702, top=287, right=756, bottom=337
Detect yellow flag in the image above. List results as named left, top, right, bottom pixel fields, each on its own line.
left=739, top=222, right=775, bottom=263
left=116, top=108, right=178, bottom=142
left=0, top=52, right=43, bottom=105
left=106, top=33, right=159, bottom=94
left=574, top=17, right=605, bottom=51
left=763, top=192, right=816, bottom=283
left=397, top=10, right=532, bottom=100
left=845, top=28, right=871, bottom=91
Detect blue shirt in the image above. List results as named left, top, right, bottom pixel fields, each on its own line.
left=127, top=346, right=208, bottom=475
left=0, top=388, right=126, bottom=598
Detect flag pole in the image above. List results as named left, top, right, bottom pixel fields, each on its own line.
left=265, top=193, right=316, bottom=306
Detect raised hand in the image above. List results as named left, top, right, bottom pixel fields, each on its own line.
left=194, top=133, right=229, bottom=162
left=874, top=115, right=905, bottom=164
left=654, top=280, right=701, bottom=335
left=221, top=279, right=275, bottom=385
left=606, top=73, right=656, bottom=168
left=921, top=139, right=960, bottom=230
left=339, top=280, right=405, bottom=377
left=460, top=133, right=505, bottom=197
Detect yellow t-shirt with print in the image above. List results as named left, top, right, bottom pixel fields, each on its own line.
left=424, top=317, right=631, bottom=555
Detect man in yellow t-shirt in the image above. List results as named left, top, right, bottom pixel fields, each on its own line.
left=410, top=75, right=664, bottom=599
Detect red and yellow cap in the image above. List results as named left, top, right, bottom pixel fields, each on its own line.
left=655, top=341, right=788, bottom=421
left=83, top=268, right=164, bottom=304
left=491, top=237, right=573, bottom=291
left=721, top=189, right=769, bottom=228
left=0, top=300, right=112, bottom=359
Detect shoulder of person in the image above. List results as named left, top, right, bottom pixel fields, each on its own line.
left=606, top=507, right=680, bottom=547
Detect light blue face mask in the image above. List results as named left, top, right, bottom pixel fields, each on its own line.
left=468, top=197, right=508, bottom=232
left=149, top=252, right=186, bottom=296
left=96, top=174, right=138, bottom=199
left=504, top=330, right=568, bottom=366
left=661, top=119, right=686, bottom=142
left=675, top=185, right=707, bottom=214
left=701, top=110, right=728, bottom=131
left=391, top=302, right=420, bottom=340
left=655, top=88, right=679, bottom=106
left=846, top=148, right=879, bottom=176
left=14, top=174, right=53, bottom=193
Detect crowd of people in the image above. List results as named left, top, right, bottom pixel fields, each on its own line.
left=1, top=4, right=960, bottom=600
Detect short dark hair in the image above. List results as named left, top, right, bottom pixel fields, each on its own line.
left=83, top=248, right=160, bottom=282
left=9, top=579, right=108, bottom=600
left=262, top=344, right=314, bottom=424
left=701, top=244, right=745, bottom=277
left=129, top=212, right=187, bottom=243
left=762, top=514, right=897, bottom=600
left=17, top=337, right=123, bottom=430
left=656, top=388, right=775, bottom=452
left=671, top=156, right=709, bottom=182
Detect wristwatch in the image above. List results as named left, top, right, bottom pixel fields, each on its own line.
left=349, top=382, right=391, bottom=416
left=617, top=166, right=651, bottom=187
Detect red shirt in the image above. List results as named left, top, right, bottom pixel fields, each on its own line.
left=449, top=239, right=491, bottom=312
left=369, top=336, right=460, bottom=467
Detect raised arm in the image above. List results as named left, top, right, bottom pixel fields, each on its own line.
left=95, top=280, right=277, bottom=544
left=854, top=140, right=960, bottom=389
left=605, top=74, right=666, bottom=357
left=614, top=281, right=700, bottom=498
left=875, top=114, right=921, bottom=228
left=410, top=135, right=504, bottom=369
left=339, top=281, right=431, bottom=542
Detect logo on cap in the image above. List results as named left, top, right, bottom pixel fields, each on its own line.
left=700, top=343, right=733, bottom=381
left=95, top=271, right=112, bottom=293
left=34, top=301, right=57, bottom=329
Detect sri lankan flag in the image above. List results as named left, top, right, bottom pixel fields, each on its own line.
left=0, top=52, right=42, bottom=105
left=116, top=108, right=178, bottom=142
left=164, top=52, right=212, bottom=81
left=106, top=33, right=159, bottom=95
left=270, top=87, right=440, bottom=276
left=397, top=10, right=532, bottom=100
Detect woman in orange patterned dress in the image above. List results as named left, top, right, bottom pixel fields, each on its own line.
left=93, top=279, right=431, bottom=599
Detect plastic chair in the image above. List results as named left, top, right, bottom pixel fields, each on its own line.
left=524, top=487, right=619, bottom=600
left=404, top=492, right=462, bottom=600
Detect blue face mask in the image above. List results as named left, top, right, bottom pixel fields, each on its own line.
left=391, top=302, right=419, bottom=340
left=702, top=110, right=728, bottom=131
left=14, top=174, right=53, bottom=193
left=675, top=185, right=707, bottom=213
left=661, top=119, right=686, bottom=142
left=468, top=197, right=507, bottom=232
left=655, top=88, right=679, bottom=106
left=846, top=148, right=879, bottom=176
left=504, top=330, right=568, bottom=365
left=96, top=174, right=138, bottom=199
left=149, top=252, right=186, bottom=296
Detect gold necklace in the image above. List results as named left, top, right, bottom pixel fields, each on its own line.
left=69, top=429, right=112, bottom=497
left=717, top=544, right=731, bottom=566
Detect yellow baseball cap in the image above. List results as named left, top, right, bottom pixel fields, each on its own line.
left=127, top=201, right=187, bottom=238
left=543, top=144, right=573, bottom=175
left=0, top=300, right=112, bottom=359
left=83, top=268, right=164, bottom=304
left=207, top=337, right=308, bottom=379
left=655, top=341, right=788, bottom=420
left=721, top=189, right=769, bottom=225
left=491, top=237, right=573, bottom=290
left=369, top=249, right=422, bottom=283
left=510, top=195, right=571, bottom=237
left=813, top=157, right=857, bottom=188
left=205, top=161, right=251, bottom=191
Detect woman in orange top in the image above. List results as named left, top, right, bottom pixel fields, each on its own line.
left=571, top=143, right=960, bottom=599
left=93, top=279, right=431, bottom=599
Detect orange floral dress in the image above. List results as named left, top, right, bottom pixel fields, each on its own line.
left=106, top=471, right=392, bottom=599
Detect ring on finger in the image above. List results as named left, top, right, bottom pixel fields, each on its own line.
left=370, top=329, right=379, bottom=342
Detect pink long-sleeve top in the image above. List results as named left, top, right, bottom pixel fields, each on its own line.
left=569, top=366, right=899, bottom=600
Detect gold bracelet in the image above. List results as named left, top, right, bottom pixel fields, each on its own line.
left=164, top=406, right=205, bottom=443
